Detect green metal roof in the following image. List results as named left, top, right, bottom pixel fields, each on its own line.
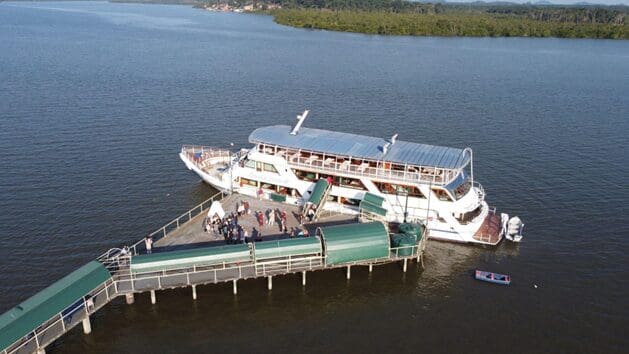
left=0, top=261, right=111, bottom=350
left=319, top=222, right=390, bottom=265
left=308, top=179, right=329, bottom=206
left=131, top=244, right=251, bottom=273
left=254, top=237, right=322, bottom=261
left=359, top=201, right=388, bottom=217
left=362, top=192, right=385, bottom=207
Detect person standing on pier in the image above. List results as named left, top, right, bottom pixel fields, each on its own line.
left=144, top=234, right=153, bottom=254
left=257, top=211, right=264, bottom=227
left=267, top=209, right=275, bottom=226
left=281, top=210, right=288, bottom=232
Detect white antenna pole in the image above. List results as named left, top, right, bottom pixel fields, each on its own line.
left=290, top=110, right=309, bottom=135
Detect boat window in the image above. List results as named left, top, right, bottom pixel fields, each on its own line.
left=261, top=182, right=277, bottom=191
left=374, top=182, right=425, bottom=198
left=293, top=169, right=316, bottom=182
left=263, top=163, right=278, bottom=173
left=240, top=178, right=257, bottom=187
left=453, top=180, right=472, bottom=200
left=337, top=176, right=366, bottom=190
left=445, top=170, right=470, bottom=200
left=432, top=188, right=453, bottom=202
left=244, top=159, right=256, bottom=169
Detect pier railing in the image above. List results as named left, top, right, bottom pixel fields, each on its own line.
left=111, top=241, right=425, bottom=294
left=133, top=190, right=228, bottom=255
left=95, top=190, right=228, bottom=261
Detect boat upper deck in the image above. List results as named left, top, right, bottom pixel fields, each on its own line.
left=249, top=125, right=470, bottom=170
left=243, top=125, right=471, bottom=186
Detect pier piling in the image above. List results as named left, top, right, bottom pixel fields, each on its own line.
left=302, top=271, right=306, bottom=286
left=346, top=266, right=351, bottom=280
left=403, top=259, right=408, bottom=273
left=125, top=293, right=134, bottom=305
left=150, top=290, right=156, bottom=304
left=192, top=285, right=197, bottom=300
left=369, top=264, right=373, bottom=273
left=233, top=280, right=237, bottom=295
left=82, top=317, right=92, bottom=335
left=268, top=276, right=273, bottom=290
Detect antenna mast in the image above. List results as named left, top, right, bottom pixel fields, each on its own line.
left=290, top=110, right=309, bottom=135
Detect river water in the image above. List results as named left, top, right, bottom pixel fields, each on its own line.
left=0, top=2, right=628, bottom=353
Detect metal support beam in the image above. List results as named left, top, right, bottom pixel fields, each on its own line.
left=233, top=280, right=237, bottom=295
left=82, top=317, right=92, bottom=335
left=268, top=276, right=273, bottom=290
left=346, top=266, right=351, bottom=280
left=125, top=293, right=135, bottom=305
left=302, top=271, right=306, bottom=286
left=192, top=285, right=197, bottom=300
left=150, top=290, right=156, bottom=304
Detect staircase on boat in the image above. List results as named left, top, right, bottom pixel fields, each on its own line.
left=302, top=179, right=332, bottom=222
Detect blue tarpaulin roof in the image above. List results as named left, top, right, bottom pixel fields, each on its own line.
left=249, top=125, right=470, bottom=169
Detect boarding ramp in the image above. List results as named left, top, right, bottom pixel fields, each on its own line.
left=359, top=192, right=388, bottom=224
left=0, top=261, right=115, bottom=354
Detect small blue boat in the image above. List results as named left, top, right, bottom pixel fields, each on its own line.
left=475, top=270, right=511, bottom=285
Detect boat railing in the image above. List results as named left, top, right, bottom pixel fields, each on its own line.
left=181, top=145, right=233, bottom=158
left=287, top=155, right=452, bottom=186
left=181, top=145, right=233, bottom=172
left=473, top=181, right=485, bottom=202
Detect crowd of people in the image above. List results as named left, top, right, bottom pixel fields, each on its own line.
left=142, top=198, right=315, bottom=255
left=203, top=199, right=310, bottom=245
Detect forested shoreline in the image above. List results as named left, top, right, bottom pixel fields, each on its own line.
left=262, top=0, right=627, bottom=39
left=73, top=0, right=629, bottom=39
left=270, top=7, right=627, bottom=39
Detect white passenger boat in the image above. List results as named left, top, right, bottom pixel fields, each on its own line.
left=180, top=110, right=521, bottom=245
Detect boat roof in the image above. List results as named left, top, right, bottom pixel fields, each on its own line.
left=249, top=125, right=470, bottom=169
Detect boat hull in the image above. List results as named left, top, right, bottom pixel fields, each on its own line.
left=475, top=270, right=511, bottom=285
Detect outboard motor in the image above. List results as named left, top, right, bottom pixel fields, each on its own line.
left=506, top=216, right=524, bottom=242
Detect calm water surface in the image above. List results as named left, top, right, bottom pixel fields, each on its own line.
left=0, top=2, right=628, bottom=353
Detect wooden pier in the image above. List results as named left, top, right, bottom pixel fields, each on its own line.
left=1, top=191, right=427, bottom=354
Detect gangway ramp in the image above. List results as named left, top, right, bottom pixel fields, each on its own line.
left=0, top=261, right=115, bottom=354
left=303, top=178, right=332, bottom=222
left=359, top=192, right=388, bottom=223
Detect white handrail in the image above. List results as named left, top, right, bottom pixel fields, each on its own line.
left=288, top=155, right=455, bottom=186
left=96, top=190, right=227, bottom=261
